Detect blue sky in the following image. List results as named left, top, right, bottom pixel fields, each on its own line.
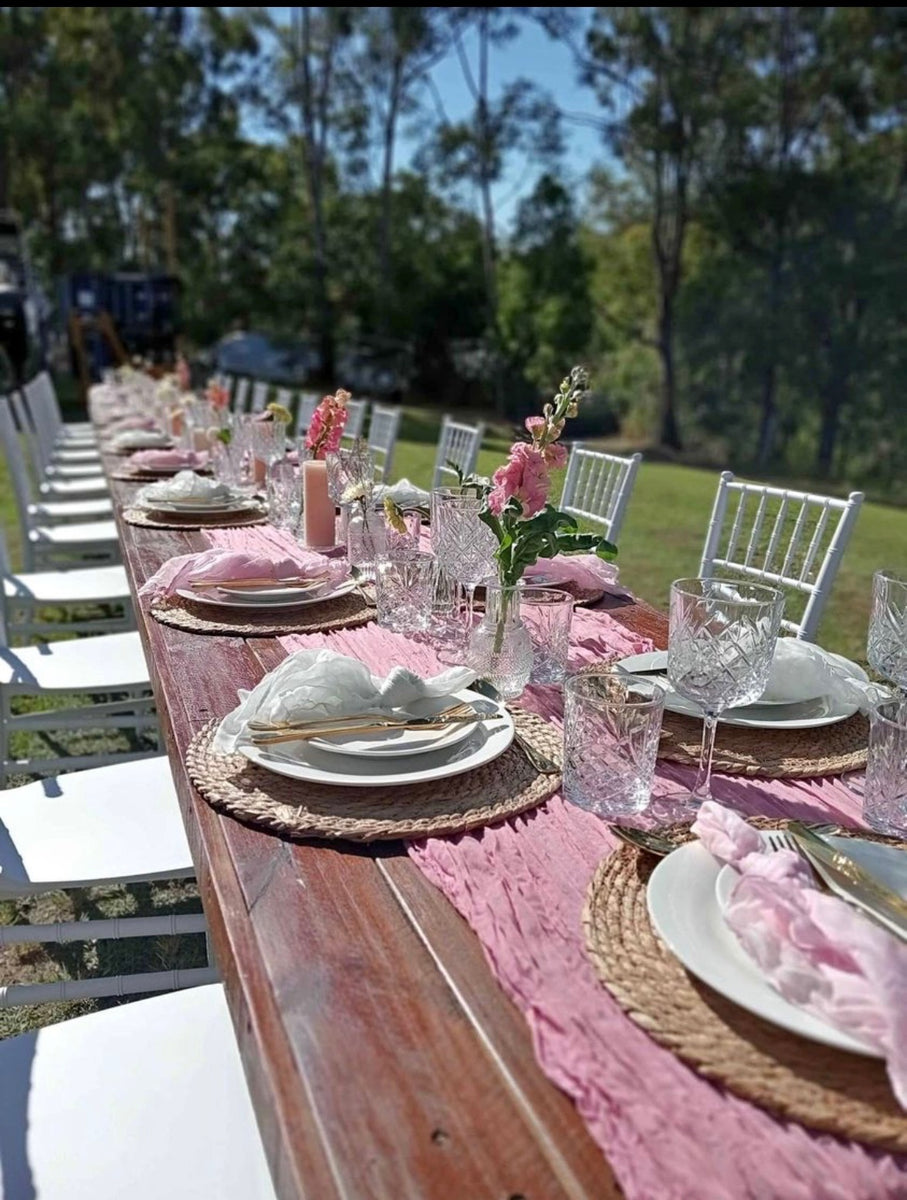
left=253, top=8, right=611, bottom=228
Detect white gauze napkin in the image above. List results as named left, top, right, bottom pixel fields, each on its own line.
left=136, top=470, right=233, bottom=506
left=111, top=428, right=171, bottom=451
left=762, top=639, right=887, bottom=709
left=214, top=648, right=476, bottom=753
left=373, top=478, right=431, bottom=509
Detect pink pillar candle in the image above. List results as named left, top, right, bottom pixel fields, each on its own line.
left=302, top=458, right=336, bottom=549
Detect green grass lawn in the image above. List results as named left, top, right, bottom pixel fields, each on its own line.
left=1, top=394, right=903, bottom=1037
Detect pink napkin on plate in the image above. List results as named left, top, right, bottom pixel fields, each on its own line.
left=130, top=448, right=208, bottom=471
left=524, top=553, right=630, bottom=599
left=693, top=801, right=907, bottom=1107
left=108, top=415, right=159, bottom=433
left=138, top=547, right=348, bottom=602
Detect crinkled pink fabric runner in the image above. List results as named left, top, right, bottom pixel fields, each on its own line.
left=201, top=525, right=907, bottom=1198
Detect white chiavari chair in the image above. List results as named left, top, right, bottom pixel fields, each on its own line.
left=699, top=471, right=864, bottom=641
left=342, top=397, right=369, bottom=443
left=560, top=446, right=642, bottom=543
left=232, top=377, right=251, bottom=415
left=0, top=399, right=118, bottom=570
left=367, top=404, right=402, bottom=482
left=294, top=391, right=320, bottom=437
left=249, top=379, right=270, bottom=414
left=0, top=984, right=276, bottom=1198
left=0, top=756, right=218, bottom=1009
left=0, top=627, right=158, bottom=783
left=431, top=416, right=484, bottom=488
left=11, top=387, right=108, bottom=500
left=0, top=528, right=132, bottom=642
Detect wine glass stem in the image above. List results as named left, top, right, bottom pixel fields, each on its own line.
left=691, top=712, right=719, bottom=804
left=463, top=584, right=477, bottom=640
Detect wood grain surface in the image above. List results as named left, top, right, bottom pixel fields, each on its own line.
left=107, top=456, right=655, bottom=1200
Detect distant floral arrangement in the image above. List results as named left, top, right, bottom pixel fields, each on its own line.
left=205, top=379, right=230, bottom=410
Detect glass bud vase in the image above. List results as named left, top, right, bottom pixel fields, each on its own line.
left=347, top=506, right=386, bottom=581
left=468, top=582, right=533, bottom=700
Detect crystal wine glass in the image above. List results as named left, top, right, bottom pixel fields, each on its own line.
left=657, top=578, right=785, bottom=819
left=251, top=419, right=288, bottom=471
left=868, top=569, right=907, bottom=695
left=433, top=490, right=498, bottom=644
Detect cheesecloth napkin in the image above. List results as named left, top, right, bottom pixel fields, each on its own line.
left=139, top=547, right=348, bottom=603
left=214, top=648, right=476, bottom=753
left=694, top=802, right=907, bottom=1108
left=111, top=428, right=172, bottom=451
left=136, top=470, right=233, bottom=507
left=761, top=639, right=887, bottom=709
left=373, top=478, right=431, bottom=509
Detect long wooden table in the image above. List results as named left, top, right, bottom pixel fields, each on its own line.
left=109, top=460, right=666, bottom=1200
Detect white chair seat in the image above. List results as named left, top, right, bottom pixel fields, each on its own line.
left=3, top=564, right=129, bottom=606
left=29, top=497, right=113, bottom=523
left=44, top=461, right=105, bottom=479
left=49, top=447, right=101, bottom=465
left=0, top=757, right=191, bottom=894
left=38, top=475, right=109, bottom=499
left=29, top=519, right=120, bottom=547
left=0, top=629, right=149, bottom=692
left=0, top=984, right=276, bottom=1200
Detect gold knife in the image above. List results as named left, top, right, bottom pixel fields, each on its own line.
left=789, top=822, right=907, bottom=943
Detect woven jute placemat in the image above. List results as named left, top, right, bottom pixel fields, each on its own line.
left=185, top=709, right=562, bottom=842
left=121, top=506, right=266, bottom=531
left=150, top=592, right=374, bottom=637
left=659, top=709, right=867, bottom=778
left=583, top=821, right=907, bottom=1151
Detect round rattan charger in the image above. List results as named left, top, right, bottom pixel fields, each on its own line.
left=121, top=505, right=266, bottom=531
left=584, top=820, right=907, bottom=1151
left=185, top=709, right=562, bottom=842
left=150, top=590, right=375, bottom=637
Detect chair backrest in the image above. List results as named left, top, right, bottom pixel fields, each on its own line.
left=22, top=375, right=57, bottom=470
left=249, top=379, right=269, bottom=414
left=367, top=404, right=402, bottom=482
left=0, top=397, right=36, bottom=558
left=295, top=392, right=320, bottom=437
left=342, top=398, right=369, bottom=443
left=9, top=388, right=46, bottom=482
left=232, top=378, right=251, bottom=414
left=432, top=416, right=484, bottom=489
left=699, top=471, right=864, bottom=641
left=560, top=445, right=642, bottom=543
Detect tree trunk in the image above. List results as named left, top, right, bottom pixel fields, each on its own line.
left=755, top=248, right=784, bottom=468
left=816, top=382, right=844, bottom=478
left=657, top=292, right=682, bottom=449
left=376, top=61, right=401, bottom=336
left=475, top=15, right=503, bottom=414
left=309, top=178, right=335, bottom=381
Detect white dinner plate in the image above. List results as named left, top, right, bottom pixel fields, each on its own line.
left=616, top=650, right=866, bottom=730
left=147, top=497, right=252, bottom=515
left=216, top=581, right=331, bottom=600
left=238, top=691, right=514, bottom=787
left=647, top=839, right=880, bottom=1057
left=307, top=690, right=483, bottom=759
left=177, top=577, right=357, bottom=611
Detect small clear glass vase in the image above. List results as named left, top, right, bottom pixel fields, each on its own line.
left=347, top=506, right=386, bottom=581
left=468, top=582, right=533, bottom=700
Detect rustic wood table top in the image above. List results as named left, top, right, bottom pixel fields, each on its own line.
left=107, top=454, right=667, bottom=1200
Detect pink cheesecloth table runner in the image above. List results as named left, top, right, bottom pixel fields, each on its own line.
left=188, top=526, right=907, bottom=1199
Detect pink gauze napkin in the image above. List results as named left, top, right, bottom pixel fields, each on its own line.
left=108, top=415, right=158, bottom=433
left=524, top=553, right=631, bottom=599
left=130, top=448, right=208, bottom=470
left=693, top=801, right=907, bottom=1107
left=138, top=547, right=348, bottom=602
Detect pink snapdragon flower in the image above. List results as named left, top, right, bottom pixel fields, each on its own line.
left=488, top=442, right=551, bottom=518
left=306, top=389, right=350, bottom=459
left=205, top=380, right=230, bottom=410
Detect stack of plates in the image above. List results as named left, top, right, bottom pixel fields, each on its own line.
left=146, top=495, right=259, bottom=519
left=179, top=577, right=358, bottom=611
left=238, top=687, right=514, bottom=788
left=616, top=650, right=868, bottom=731
left=646, top=833, right=907, bottom=1055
